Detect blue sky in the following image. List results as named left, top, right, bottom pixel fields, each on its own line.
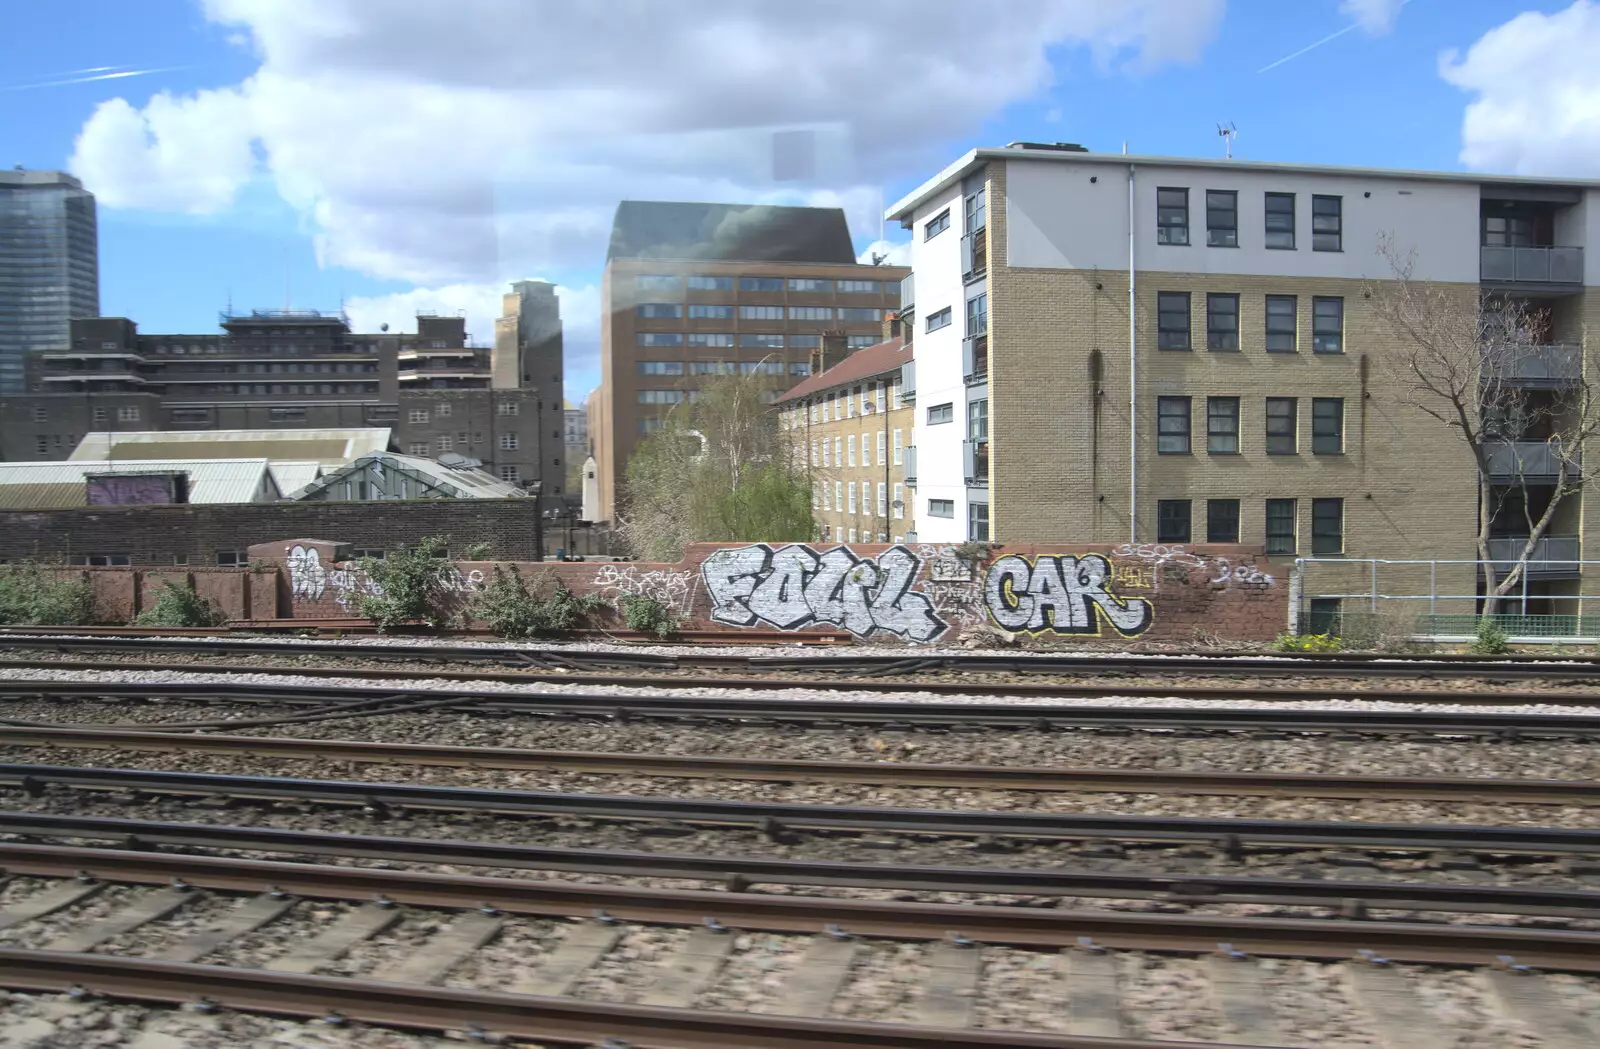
left=2, top=1, right=1594, bottom=401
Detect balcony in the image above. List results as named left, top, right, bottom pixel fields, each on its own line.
left=1487, top=534, right=1580, bottom=577
left=963, top=333, right=988, bottom=384
left=904, top=445, right=917, bottom=486
left=1485, top=342, right=1581, bottom=387
left=963, top=438, right=989, bottom=484
left=1481, top=246, right=1584, bottom=285
left=898, top=273, right=915, bottom=314
left=900, top=360, right=916, bottom=403
left=1486, top=440, right=1578, bottom=481
left=961, top=228, right=988, bottom=282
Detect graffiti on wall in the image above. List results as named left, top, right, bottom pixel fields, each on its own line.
left=984, top=553, right=1154, bottom=637
left=702, top=543, right=948, bottom=642
left=591, top=563, right=696, bottom=615
left=286, top=544, right=484, bottom=611
left=1108, top=544, right=1274, bottom=590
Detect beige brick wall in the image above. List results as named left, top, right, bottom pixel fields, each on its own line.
left=785, top=378, right=914, bottom=543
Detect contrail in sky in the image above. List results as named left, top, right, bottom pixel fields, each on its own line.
left=2, top=67, right=186, bottom=92
left=1258, top=0, right=1414, bottom=74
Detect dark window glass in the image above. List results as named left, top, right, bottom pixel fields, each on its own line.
left=925, top=209, right=950, bottom=240
left=1158, top=292, right=1191, bottom=350
left=1266, top=499, right=1297, bottom=555
left=968, top=501, right=990, bottom=541
left=1157, top=396, right=1191, bottom=454
left=1483, top=214, right=1533, bottom=248
left=1313, top=397, right=1344, bottom=454
left=1207, top=396, right=1239, bottom=454
left=1312, top=498, right=1344, bottom=554
left=1312, top=195, right=1342, bottom=251
left=1266, top=397, right=1297, bottom=454
left=1266, top=295, right=1297, bottom=352
left=1313, top=297, right=1344, bottom=354
left=1206, top=190, right=1238, bottom=247
left=1156, top=188, right=1189, bottom=245
left=739, top=277, right=783, bottom=292
left=1207, top=499, right=1240, bottom=543
left=1206, top=293, right=1239, bottom=350
left=927, top=402, right=954, bottom=424
left=1158, top=500, right=1192, bottom=542
left=1265, top=192, right=1296, bottom=249
left=1308, top=598, right=1341, bottom=634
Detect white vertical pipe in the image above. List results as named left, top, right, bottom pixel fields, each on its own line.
left=1128, top=164, right=1138, bottom=543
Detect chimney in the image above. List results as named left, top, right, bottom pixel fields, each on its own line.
left=813, top=330, right=849, bottom=376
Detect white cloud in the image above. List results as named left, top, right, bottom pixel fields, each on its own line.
left=1339, top=0, right=1406, bottom=35
left=1440, top=1, right=1600, bottom=174
left=70, top=0, right=1224, bottom=286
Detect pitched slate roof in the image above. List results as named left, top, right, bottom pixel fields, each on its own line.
left=777, top=339, right=913, bottom=403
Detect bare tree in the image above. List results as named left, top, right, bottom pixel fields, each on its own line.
left=1369, top=234, right=1600, bottom=612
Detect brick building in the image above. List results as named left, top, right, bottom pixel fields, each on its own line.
left=778, top=338, right=915, bottom=544
left=594, top=200, right=907, bottom=522
left=889, top=142, right=1600, bottom=619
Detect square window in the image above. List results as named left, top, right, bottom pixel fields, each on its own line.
left=1157, top=500, right=1191, bottom=543
left=1312, top=497, right=1344, bottom=554
left=1266, top=295, right=1298, bottom=352
left=1312, top=195, right=1342, bottom=251
left=1266, top=498, right=1297, bottom=555
left=1206, top=293, right=1239, bottom=351
left=1265, top=192, right=1296, bottom=249
left=1207, top=499, right=1240, bottom=543
left=1313, top=398, right=1344, bottom=454
left=216, top=550, right=243, bottom=566
left=496, top=401, right=520, bottom=416
left=1313, top=297, right=1344, bottom=354
left=408, top=408, right=429, bottom=423
left=498, top=433, right=518, bottom=450
left=1156, top=187, right=1189, bottom=245
left=1266, top=397, right=1297, bottom=454
left=1157, top=396, right=1191, bottom=454
left=1158, top=292, right=1191, bottom=350
left=116, top=406, right=139, bottom=422
left=92, top=407, right=107, bottom=423
left=436, top=402, right=451, bottom=417
left=499, top=465, right=520, bottom=483
left=1207, top=396, right=1239, bottom=454
left=1206, top=190, right=1238, bottom=247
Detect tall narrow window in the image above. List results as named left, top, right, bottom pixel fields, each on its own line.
left=1312, top=195, right=1342, bottom=252
left=1266, top=397, right=1297, bottom=454
left=1207, top=397, right=1239, bottom=454
left=1158, top=396, right=1192, bottom=454
left=1156, top=188, right=1189, bottom=245
left=892, top=483, right=904, bottom=518
left=1266, top=499, right=1297, bottom=555
left=1158, top=292, right=1191, bottom=350
left=1207, top=499, right=1240, bottom=543
left=893, top=428, right=903, bottom=465
left=1312, top=498, right=1344, bottom=554
left=1313, top=398, right=1345, bottom=454
left=1313, top=297, right=1344, bottom=354
left=1266, top=295, right=1298, bottom=353
left=1206, top=294, right=1239, bottom=351
left=1206, top=190, right=1238, bottom=247
left=1158, top=500, right=1192, bottom=543
left=1264, top=192, right=1296, bottom=249
left=848, top=434, right=857, bottom=466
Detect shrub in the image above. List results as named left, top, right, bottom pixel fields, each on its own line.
left=1471, top=617, right=1511, bottom=656
left=0, top=564, right=98, bottom=626
left=355, top=535, right=455, bottom=631
left=1272, top=631, right=1345, bottom=653
left=619, top=594, right=679, bottom=639
left=473, top=566, right=603, bottom=639
left=135, top=582, right=227, bottom=628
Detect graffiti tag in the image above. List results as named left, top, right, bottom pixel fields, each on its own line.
left=984, top=554, right=1154, bottom=637
left=591, top=563, right=695, bottom=615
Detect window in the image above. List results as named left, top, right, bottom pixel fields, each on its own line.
left=1312, top=195, right=1342, bottom=251
left=34, top=436, right=47, bottom=455
left=435, top=402, right=451, bottom=418
left=848, top=528, right=857, bottom=543
left=216, top=550, right=244, bottom=567
left=847, top=334, right=878, bottom=349
left=170, top=554, right=188, bottom=566
left=1266, top=499, right=1297, bottom=555
left=968, top=399, right=988, bottom=442
left=789, top=335, right=821, bottom=350
left=926, top=307, right=952, bottom=332
left=639, top=361, right=685, bottom=375
left=1312, top=498, right=1344, bottom=554
left=437, top=435, right=453, bottom=452
left=637, top=390, right=683, bottom=404
left=928, top=498, right=955, bottom=518
left=691, top=361, right=733, bottom=375
left=848, top=434, right=857, bottom=466
left=688, top=333, right=734, bottom=347
left=637, top=333, right=684, bottom=347
left=1207, top=396, right=1239, bottom=454
left=834, top=436, right=842, bottom=463
left=839, top=307, right=882, bottom=322
left=1266, top=295, right=1297, bottom=352
left=739, top=333, right=785, bottom=349
left=408, top=442, right=430, bottom=455
left=788, top=278, right=829, bottom=292
left=499, top=466, right=520, bottom=483
left=877, top=482, right=887, bottom=517
left=1484, top=214, right=1534, bottom=247
left=893, top=428, right=903, bottom=465
left=739, top=277, right=783, bottom=292
left=116, top=406, right=139, bottom=422
left=837, top=280, right=880, bottom=293
left=636, top=303, right=682, bottom=319
left=822, top=483, right=831, bottom=510
left=639, top=417, right=663, bottom=435
left=892, top=483, right=904, bottom=518
left=1312, top=297, right=1344, bottom=354
left=789, top=306, right=834, bottom=321
left=496, top=401, right=520, bottom=416
left=739, top=305, right=783, bottom=320
left=637, top=275, right=680, bottom=293
left=812, top=484, right=820, bottom=509
left=876, top=431, right=886, bottom=465
left=1206, top=294, right=1239, bottom=351
left=172, top=409, right=212, bottom=424
left=69, top=554, right=131, bottom=567
left=498, top=433, right=519, bottom=450
left=1157, top=396, right=1191, bottom=454
left=848, top=482, right=857, bottom=513
left=739, top=361, right=783, bottom=376
left=790, top=362, right=812, bottom=375
left=92, top=407, right=106, bottom=423
left=408, top=408, right=430, bottom=423
left=688, top=304, right=734, bottom=319
left=687, top=275, right=733, bottom=291
left=1313, top=398, right=1344, bottom=454
left=969, top=501, right=990, bottom=541
left=1158, top=500, right=1192, bottom=542
left=1207, top=499, right=1240, bottom=543
left=30, top=407, right=45, bottom=423
left=1158, top=292, right=1191, bottom=350
left=1156, top=187, right=1189, bottom=245
left=1266, top=397, right=1297, bottom=454
left=834, top=480, right=842, bottom=509
left=927, top=402, right=954, bottom=424
left=925, top=209, right=950, bottom=239
left=1206, top=190, right=1238, bottom=247
left=1265, top=192, right=1295, bottom=249
left=810, top=440, right=818, bottom=466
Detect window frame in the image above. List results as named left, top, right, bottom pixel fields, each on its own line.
left=1156, top=187, right=1189, bottom=245
left=925, top=209, right=951, bottom=240
left=1266, top=397, right=1298, bottom=455
left=1205, top=190, right=1238, bottom=247
left=1265, top=294, right=1298, bottom=353
left=1313, top=397, right=1345, bottom=455
left=1206, top=293, right=1240, bottom=351
left=927, top=402, right=954, bottom=425
left=928, top=497, right=955, bottom=518
left=1312, top=497, right=1345, bottom=555
left=1312, top=297, right=1344, bottom=354
left=1157, top=396, right=1192, bottom=455
left=925, top=307, right=952, bottom=332
left=968, top=500, right=990, bottom=541
left=1207, top=499, right=1241, bottom=544
left=1206, top=396, right=1239, bottom=455
left=1157, top=291, right=1191, bottom=350
left=1157, top=499, right=1192, bottom=543
left=1264, top=192, right=1296, bottom=249
left=1311, top=195, right=1343, bottom=252
left=1265, top=498, right=1298, bottom=555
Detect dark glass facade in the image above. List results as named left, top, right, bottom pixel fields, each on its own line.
left=0, top=171, right=99, bottom=395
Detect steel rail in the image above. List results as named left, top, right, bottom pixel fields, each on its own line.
left=3, top=679, right=1600, bottom=735
left=0, top=950, right=1265, bottom=1049
left=4, top=762, right=1599, bottom=854
left=5, top=725, right=1597, bottom=805
left=3, top=811, right=1596, bottom=919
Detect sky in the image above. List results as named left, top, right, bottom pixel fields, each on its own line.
left=3, top=0, right=1598, bottom=405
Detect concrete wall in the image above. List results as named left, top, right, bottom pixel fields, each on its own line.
left=909, top=178, right=973, bottom=541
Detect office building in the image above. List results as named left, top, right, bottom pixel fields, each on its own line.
left=0, top=169, right=98, bottom=395
left=494, top=280, right=566, bottom=510
left=594, top=200, right=908, bottom=522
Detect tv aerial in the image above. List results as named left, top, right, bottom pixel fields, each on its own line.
left=1218, top=122, right=1238, bottom=160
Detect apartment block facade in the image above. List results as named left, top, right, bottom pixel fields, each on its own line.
left=890, top=143, right=1600, bottom=615
left=778, top=338, right=915, bottom=544
left=0, top=170, right=99, bottom=395
left=594, top=201, right=907, bottom=522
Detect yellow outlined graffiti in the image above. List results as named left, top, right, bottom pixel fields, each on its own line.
left=984, top=553, right=1154, bottom=637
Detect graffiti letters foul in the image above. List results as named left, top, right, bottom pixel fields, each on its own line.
left=702, top=544, right=948, bottom=642
left=984, top=554, right=1154, bottom=637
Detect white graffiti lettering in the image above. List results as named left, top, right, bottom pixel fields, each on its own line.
left=701, top=544, right=948, bottom=642
left=985, top=554, right=1153, bottom=637
left=286, top=545, right=326, bottom=600
left=592, top=563, right=696, bottom=615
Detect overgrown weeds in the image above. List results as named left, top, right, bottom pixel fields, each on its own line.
left=473, top=565, right=603, bottom=638
left=619, top=594, right=679, bottom=639
left=1471, top=617, right=1512, bottom=655
left=1272, top=631, right=1345, bottom=653
left=0, top=564, right=98, bottom=626
left=135, top=581, right=227, bottom=628
left=355, top=535, right=456, bottom=631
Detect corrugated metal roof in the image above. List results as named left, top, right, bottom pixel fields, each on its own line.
left=267, top=460, right=322, bottom=494
left=71, top=428, right=392, bottom=467
left=288, top=452, right=525, bottom=501
left=0, top=459, right=279, bottom=507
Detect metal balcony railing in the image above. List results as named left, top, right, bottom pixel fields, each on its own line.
left=904, top=445, right=917, bottom=486
left=1480, top=245, right=1584, bottom=284
left=961, top=229, right=988, bottom=281
left=1485, top=342, right=1581, bottom=386
left=1485, top=440, right=1577, bottom=480
left=963, top=334, right=988, bottom=385
left=1487, top=534, right=1581, bottom=576
left=899, top=273, right=914, bottom=313
left=900, top=360, right=916, bottom=403
left=963, top=438, right=989, bottom=484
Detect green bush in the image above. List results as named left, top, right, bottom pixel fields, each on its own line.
left=1272, top=631, right=1345, bottom=653
left=135, top=582, right=227, bottom=628
left=355, top=535, right=455, bottom=631
left=1471, top=617, right=1511, bottom=655
left=0, top=564, right=98, bottom=626
left=473, top=565, right=603, bottom=639
left=620, top=594, right=679, bottom=639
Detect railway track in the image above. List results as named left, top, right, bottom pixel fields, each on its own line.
left=0, top=844, right=1596, bottom=1047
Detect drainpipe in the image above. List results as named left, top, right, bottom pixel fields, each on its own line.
left=1127, top=163, right=1138, bottom=543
